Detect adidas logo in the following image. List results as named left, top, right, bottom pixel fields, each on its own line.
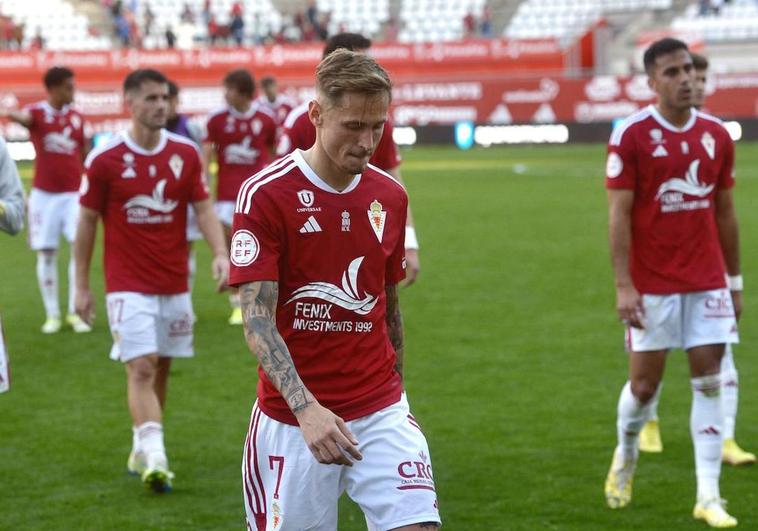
left=299, top=216, right=322, bottom=234
left=699, top=426, right=720, bottom=436
left=652, top=145, right=668, bottom=158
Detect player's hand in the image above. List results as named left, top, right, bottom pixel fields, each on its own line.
left=402, top=249, right=420, bottom=287
left=294, top=402, right=363, bottom=466
left=75, top=287, right=95, bottom=326
left=731, top=290, right=743, bottom=322
left=211, top=254, right=230, bottom=292
left=616, top=284, right=644, bottom=329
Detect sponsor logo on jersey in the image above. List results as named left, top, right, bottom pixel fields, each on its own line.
left=606, top=152, right=623, bottom=178
left=652, top=145, right=668, bottom=158
left=43, top=127, right=77, bottom=155
left=297, top=189, right=314, bottom=207
left=367, top=200, right=387, bottom=243
left=122, top=153, right=136, bottom=179
left=286, top=256, right=377, bottom=316
left=299, top=216, right=322, bottom=234
left=701, top=131, right=715, bottom=160
left=224, top=136, right=259, bottom=165
left=341, top=211, right=350, bottom=232
left=230, top=229, right=260, bottom=266
left=655, top=159, right=714, bottom=213
left=123, top=179, right=179, bottom=223
left=649, top=128, right=664, bottom=144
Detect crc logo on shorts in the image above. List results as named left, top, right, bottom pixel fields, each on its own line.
left=396, top=451, right=436, bottom=492
left=231, top=229, right=260, bottom=266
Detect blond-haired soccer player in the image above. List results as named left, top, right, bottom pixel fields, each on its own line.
left=604, top=39, right=741, bottom=527
left=75, top=69, right=229, bottom=493
left=230, top=50, right=441, bottom=530
left=638, top=53, right=755, bottom=467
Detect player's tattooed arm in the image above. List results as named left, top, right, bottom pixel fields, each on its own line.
left=385, top=283, right=404, bottom=380
left=239, top=281, right=313, bottom=413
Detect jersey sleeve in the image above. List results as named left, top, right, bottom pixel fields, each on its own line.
left=605, top=128, right=637, bottom=190
left=371, top=121, right=401, bottom=171
left=187, top=147, right=210, bottom=202
left=265, top=116, right=277, bottom=150
left=386, top=193, right=409, bottom=284
left=80, top=154, right=109, bottom=213
left=202, top=115, right=217, bottom=144
left=718, top=130, right=735, bottom=190
left=229, top=190, right=282, bottom=285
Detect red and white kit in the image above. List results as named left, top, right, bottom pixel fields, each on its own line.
left=276, top=103, right=402, bottom=170
left=26, top=101, right=88, bottom=249
left=204, top=104, right=277, bottom=225
left=255, top=94, right=297, bottom=126
left=230, top=150, right=440, bottom=530
left=81, top=130, right=209, bottom=360
left=606, top=104, right=738, bottom=350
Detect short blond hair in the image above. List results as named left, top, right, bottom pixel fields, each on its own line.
left=316, top=49, right=392, bottom=107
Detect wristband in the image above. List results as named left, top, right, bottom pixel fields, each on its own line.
left=404, top=226, right=419, bottom=250
left=728, top=275, right=743, bottom=291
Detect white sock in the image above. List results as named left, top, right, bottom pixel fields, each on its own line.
left=37, top=251, right=60, bottom=319
left=721, top=344, right=738, bottom=440
left=617, top=381, right=649, bottom=459
left=229, top=293, right=240, bottom=309
left=691, top=374, right=723, bottom=501
left=67, top=255, right=77, bottom=315
left=137, top=421, right=166, bottom=464
left=646, top=382, right=662, bottom=422
left=187, top=250, right=196, bottom=292
left=132, top=425, right=140, bottom=454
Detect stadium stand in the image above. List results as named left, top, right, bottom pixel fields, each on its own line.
left=505, top=0, right=672, bottom=44
left=0, top=0, right=110, bottom=50
left=397, top=0, right=489, bottom=43
left=672, top=0, right=758, bottom=42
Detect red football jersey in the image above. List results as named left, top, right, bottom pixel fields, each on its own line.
left=255, top=94, right=297, bottom=126
left=229, top=150, right=408, bottom=425
left=80, top=130, right=209, bottom=294
left=606, top=105, right=734, bottom=294
left=204, top=104, right=277, bottom=201
left=26, top=101, right=87, bottom=193
left=276, top=102, right=402, bottom=171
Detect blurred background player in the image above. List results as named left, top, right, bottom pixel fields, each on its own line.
left=166, top=80, right=206, bottom=293
left=604, top=38, right=741, bottom=527
left=203, top=69, right=277, bottom=325
left=1, top=66, right=91, bottom=334
left=276, top=32, right=422, bottom=286
left=75, top=68, right=229, bottom=493
left=638, top=52, right=755, bottom=466
left=231, top=49, right=441, bottom=531
left=0, top=135, right=24, bottom=236
left=256, top=76, right=296, bottom=126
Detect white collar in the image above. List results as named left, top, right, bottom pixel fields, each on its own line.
left=648, top=104, right=697, bottom=133
left=121, top=129, right=167, bottom=156
left=292, top=149, right=362, bottom=194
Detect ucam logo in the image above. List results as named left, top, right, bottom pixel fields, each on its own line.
left=123, top=179, right=179, bottom=213
left=655, top=159, right=713, bottom=200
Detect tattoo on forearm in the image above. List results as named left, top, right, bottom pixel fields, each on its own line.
left=240, top=281, right=312, bottom=412
left=385, top=284, right=404, bottom=379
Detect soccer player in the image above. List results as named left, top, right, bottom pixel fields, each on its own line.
left=74, top=69, right=229, bottom=493
left=276, top=32, right=422, bottom=287
left=0, top=136, right=24, bottom=236
left=603, top=38, right=741, bottom=527
left=1, top=66, right=91, bottom=333
left=203, top=69, right=277, bottom=325
left=230, top=49, right=441, bottom=530
left=165, top=80, right=206, bottom=291
left=638, top=53, right=755, bottom=466
left=255, top=76, right=296, bottom=126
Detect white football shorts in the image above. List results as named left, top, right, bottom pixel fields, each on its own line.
left=627, top=288, right=739, bottom=352
left=186, top=205, right=203, bottom=241
left=214, top=200, right=235, bottom=227
left=242, top=393, right=441, bottom=531
left=105, top=292, right=194, bottom=362
left=27, top=188, right=79, bottom=250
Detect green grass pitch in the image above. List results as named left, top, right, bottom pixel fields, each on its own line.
left=1, top=144, right=757, bottom=530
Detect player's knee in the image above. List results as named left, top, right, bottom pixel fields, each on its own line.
left=390, top=524, right=440, bottom=531
left=630, top=379, right=659, bottom=404
left=127, top=357, right=158, bottom=384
